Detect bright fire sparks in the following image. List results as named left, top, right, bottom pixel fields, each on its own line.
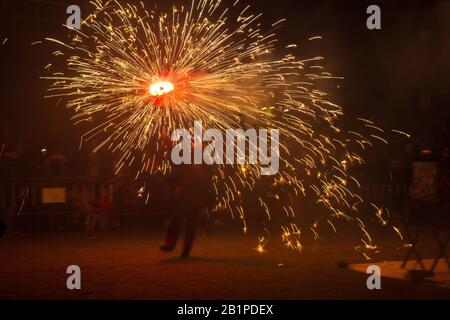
left=149, top=81, right=174, bottom=97
left=41, top=0, right=406, bottom=256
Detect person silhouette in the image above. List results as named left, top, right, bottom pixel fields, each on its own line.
left=160, top=163, right=213, bottom=258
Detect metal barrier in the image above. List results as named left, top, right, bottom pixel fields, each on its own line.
left=1, top=177, right=94, bottom=212
left=0, top=176, right=411, bottom=213
left=0, top=176, right=174, bottom=216
left=0, top=176, right=175, bottom=232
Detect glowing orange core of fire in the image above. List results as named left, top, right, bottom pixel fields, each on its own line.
left=149, top=81, right=174, bottom=96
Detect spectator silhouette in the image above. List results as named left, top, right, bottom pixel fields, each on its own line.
left=96, top=183, right=113, bottom=230
left=0, top=220, right=5, bottom=238
left=437, top=146, right=450, bottom=203
left=1, top=123, right=21, bottom=231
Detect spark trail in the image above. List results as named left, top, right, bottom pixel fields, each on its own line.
left=42, top=0, right=404, bottom=255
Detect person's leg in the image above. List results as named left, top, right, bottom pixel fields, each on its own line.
left=161, top=211, right=184, bottom=251
left=85, top=212, right=92, bottom=233
left=4, top=184, right=16, bottom=232
left=98, top=215, right=107, bottom=230
left=91, top=214, right=98, bottom=233
left=181, top=206, right=199, bottom=258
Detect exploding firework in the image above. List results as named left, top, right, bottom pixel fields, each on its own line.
left=42, top=0, right=403, bottom=255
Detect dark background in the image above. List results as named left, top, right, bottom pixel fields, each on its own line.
left=0, top=2, right=449, bottom=301
left=0, top=0, right=449, bottom=149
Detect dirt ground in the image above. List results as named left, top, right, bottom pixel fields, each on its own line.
left=0, top=228, right=449, bottom=300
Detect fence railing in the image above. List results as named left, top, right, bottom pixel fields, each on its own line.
left=0, top=176, right=411, bottom=213
left=0, top=176, right=172, bottom=215
left=0, top=176, right=413, bottom=232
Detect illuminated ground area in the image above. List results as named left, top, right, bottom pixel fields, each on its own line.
left=0, top=229, right=448, bottom=300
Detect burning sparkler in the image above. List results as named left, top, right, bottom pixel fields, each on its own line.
left=41, top=0, right=403, bottom=256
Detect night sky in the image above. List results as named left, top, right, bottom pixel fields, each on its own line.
left=1, top=0, right=449, bottom=147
